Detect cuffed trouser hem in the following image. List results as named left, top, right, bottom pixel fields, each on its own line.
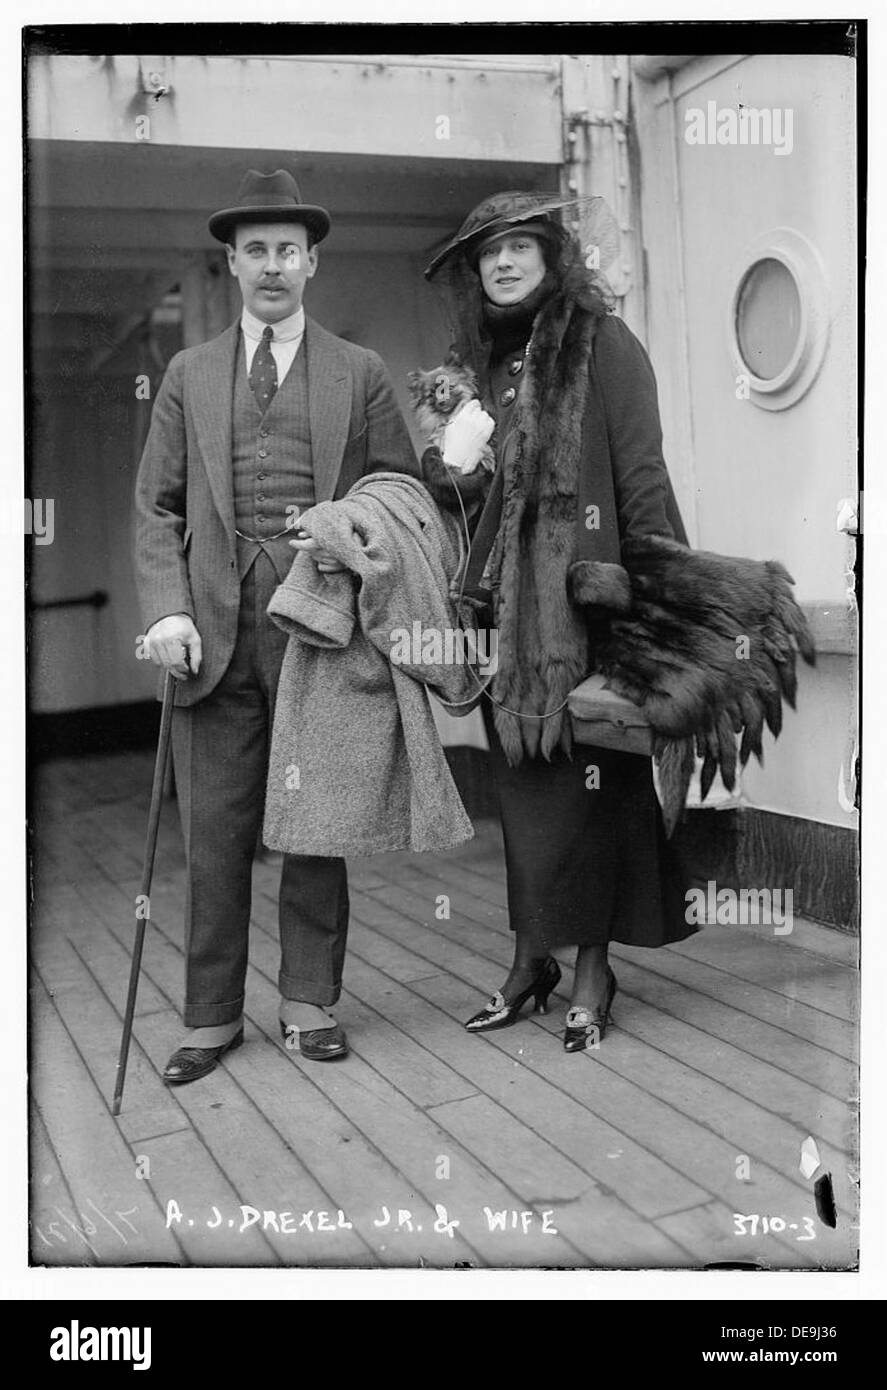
left=278, top=971, right=341, bottom=1009
left=183, top=995, right=246, bottom=1028
left=180, top=1020, right=244, bottom=1047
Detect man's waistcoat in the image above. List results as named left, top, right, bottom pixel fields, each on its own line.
left=231, top=339, right=315, bottom=579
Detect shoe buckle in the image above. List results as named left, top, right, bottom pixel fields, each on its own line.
left=566, top=1006, right=593, bottom=1029
left=566, top=1006, right=602, bottom=1050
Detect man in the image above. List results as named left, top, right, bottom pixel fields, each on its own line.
left=134, top=169, right=417, bottom=1083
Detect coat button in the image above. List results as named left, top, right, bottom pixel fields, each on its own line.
left=256, top=494, right=265, bottom=503
left=260, top=427, right=270, bottom=437
left=499, top=387, right=517, bottom=407
left=258, top=449, right=268, bottom=459
left=257, top=515, right=266, bottom=524
left=257, top=472, right=266, bottom=481
left=508, top=358, right=524, bottom=375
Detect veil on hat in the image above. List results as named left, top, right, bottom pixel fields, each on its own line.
left=424, top=192, right=621, bottom=281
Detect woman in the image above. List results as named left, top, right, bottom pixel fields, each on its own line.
left=419, top=191, right=696, bottom=1052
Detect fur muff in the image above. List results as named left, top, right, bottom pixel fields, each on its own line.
left=568, top=559, right=632, bottom=613
left=592, top=534, right=816, bottom=803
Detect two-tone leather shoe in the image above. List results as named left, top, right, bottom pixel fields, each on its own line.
left=162, top=1026, right=244, bottom=1085
left=279, top=1019, right=349, bottom=1061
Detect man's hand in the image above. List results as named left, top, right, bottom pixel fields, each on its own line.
left=442, top=400, right=495, bottom=474
left=289, top=525, right=347, bottom=574
left=141, top=614, right=203, bottom=679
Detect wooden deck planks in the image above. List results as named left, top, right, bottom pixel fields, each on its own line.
left=425, top=1092, right=693, bottom=1269
left=29, top=974, right=182, bottom=1267
left=409, top=973, right=830, bottom=1268
left=130, top=1012, right=374, bottom=1269
left=46, top=832, right=578, bottom=1265
left=670, top=931, right=856, bottom=1021
left=29, top=1101, right=96, bottom=1268
left=328, top=942, right=709, bottom=1222
left=28, top=753, right=859, bottom=1270
left=652, top=1199, right=848, bottom=1272
left=345, top=877, right=855, bottom=1155
left=86, top=890, right=477, bottom=1267
left=603, top=954, right=856, bottom=1094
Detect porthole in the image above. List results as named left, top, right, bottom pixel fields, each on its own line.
left=727, top=228, right=830, bottom=411
left=735, top=258, right=802, bottom=381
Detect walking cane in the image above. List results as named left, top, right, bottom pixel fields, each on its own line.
left=112, top=669, right=176, bottom=1116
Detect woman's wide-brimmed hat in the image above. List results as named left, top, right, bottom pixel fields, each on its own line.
left=208, top=169, right=331, bottom=245
left=424, top=190, right=579, bottom=280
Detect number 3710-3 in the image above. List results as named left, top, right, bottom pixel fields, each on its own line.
left=733, top=1213, right=816, bottom=1240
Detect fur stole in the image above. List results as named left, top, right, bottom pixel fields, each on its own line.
left=488, top=291, right=605, bottom=764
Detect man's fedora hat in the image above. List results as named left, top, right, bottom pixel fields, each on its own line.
left=208, top=169, right=331, bottom=245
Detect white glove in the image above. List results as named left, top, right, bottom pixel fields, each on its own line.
left=141, top=613, right=202, bottom=679
left=441, top=400, right=495, bottom=474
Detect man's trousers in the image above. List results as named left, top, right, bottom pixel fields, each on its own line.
left=171, top=550, right=349, bottom=1027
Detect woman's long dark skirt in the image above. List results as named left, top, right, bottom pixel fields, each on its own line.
left=484, top=707, right=697, bottom=953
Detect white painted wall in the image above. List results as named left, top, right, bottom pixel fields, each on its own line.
left=634, top=52, right=857, bottom=828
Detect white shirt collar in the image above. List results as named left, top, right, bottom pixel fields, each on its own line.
left=240, top=305, right=306, bottom=343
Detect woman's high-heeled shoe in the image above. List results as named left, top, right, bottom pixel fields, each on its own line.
left=563, top=968, right=618, bottom=1052
left=464, top=957, right=562, bottom=1034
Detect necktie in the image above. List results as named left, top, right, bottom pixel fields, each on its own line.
left=249, top=325, right=278, bottom=412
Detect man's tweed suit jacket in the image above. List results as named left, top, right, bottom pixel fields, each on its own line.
left=134, top=316, right=419, bottom=705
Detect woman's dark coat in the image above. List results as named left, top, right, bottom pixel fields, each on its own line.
left=482, top=302, right=687, bottom=765
left=421, top=248, right=811, bottom=950
left=422, top=269, right=696, bottom=950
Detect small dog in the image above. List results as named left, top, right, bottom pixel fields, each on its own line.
left=407, top=356, right=496, bottom=474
